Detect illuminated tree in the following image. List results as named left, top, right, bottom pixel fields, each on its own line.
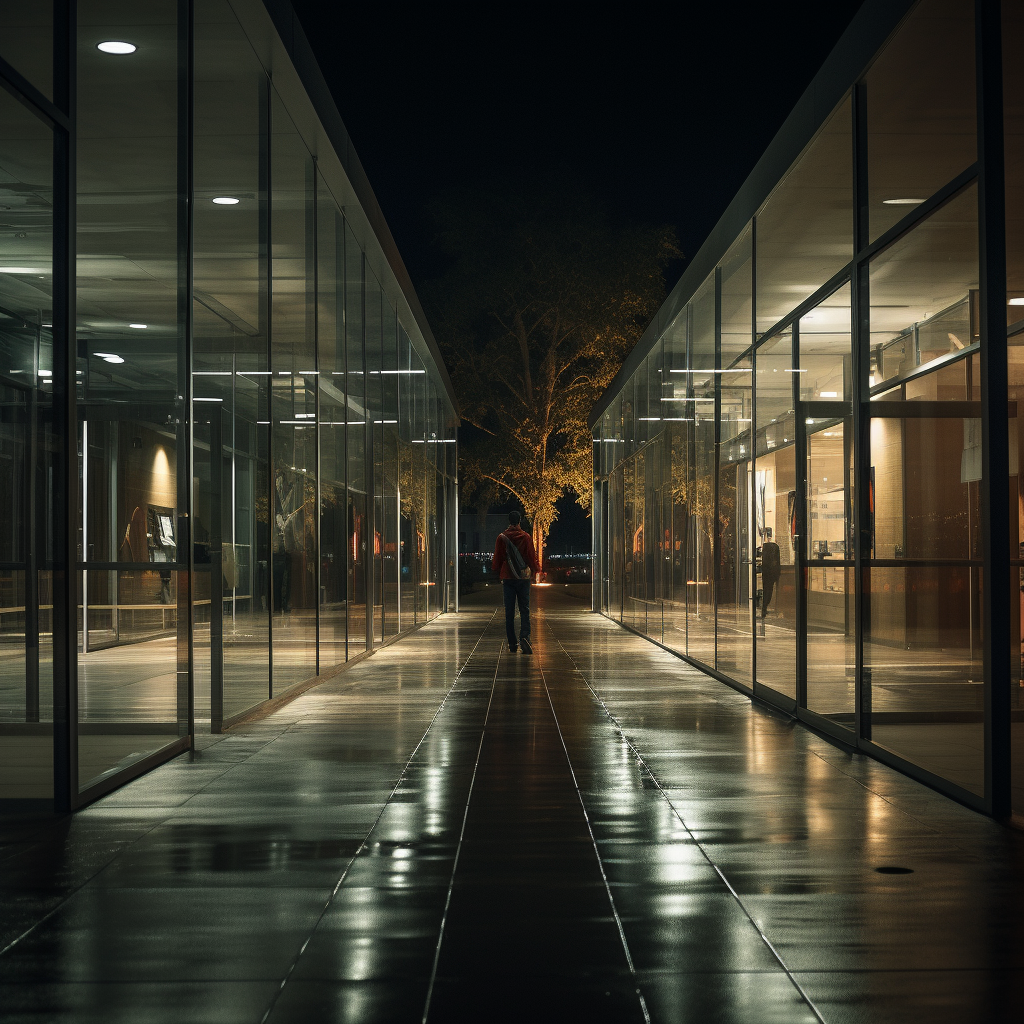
left=425, top=183, right=679, bottom=558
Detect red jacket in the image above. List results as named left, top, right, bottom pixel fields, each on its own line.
left=492, top=526, right=541, bottom=581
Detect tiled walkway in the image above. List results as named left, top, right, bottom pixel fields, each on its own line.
left=1, top=591, right=1023, bottom=1022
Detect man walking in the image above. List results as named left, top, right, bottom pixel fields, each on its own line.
left=492, top=511, right=541, bottom=654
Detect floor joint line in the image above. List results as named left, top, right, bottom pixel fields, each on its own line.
left=548, top=617, right=828, bottom=1024
left=256, top=609, right=498, bottom=1024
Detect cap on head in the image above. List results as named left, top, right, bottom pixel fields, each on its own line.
left=508, top=511, right=521, bottom=526
left=765, top=528, right=773, bottom=539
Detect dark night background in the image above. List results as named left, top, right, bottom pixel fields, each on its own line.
left=290, top=0, right=867, bottom=554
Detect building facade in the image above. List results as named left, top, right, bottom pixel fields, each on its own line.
left=0, top=0, right=458, bottom=809
left=591, top=0, right=1024, bottom=819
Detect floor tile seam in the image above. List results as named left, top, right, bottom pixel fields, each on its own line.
left=545, top=617, right=830, bottom=1024
left=419, top=627, right=505, bottom=1024
left=256, top=608, right=501, bottom=1024
left=533, top=619, right=651, bottom=1024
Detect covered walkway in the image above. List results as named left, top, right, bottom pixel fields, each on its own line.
left=1, top=591, right=1022, bottom=1023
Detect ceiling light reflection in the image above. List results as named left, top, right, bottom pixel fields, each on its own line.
left=97, top=41, right=136, bottom=54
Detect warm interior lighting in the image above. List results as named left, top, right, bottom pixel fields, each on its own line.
left=212, top=197, right=240, bottom=205
left=882, top=198, right=924, bottom=205
left=820, top=391, right=838, bottom=397
left=1010, top=298, right=1024, bottom=306
left=97, top=41, right=136, bottom=54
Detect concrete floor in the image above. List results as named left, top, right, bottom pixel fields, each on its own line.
left=1, top=589, right=1023, bottom=1022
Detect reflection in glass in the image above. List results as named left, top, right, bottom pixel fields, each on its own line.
left=0, top=1, right=53, bottom=100
left=755, top=97, right=852, bottom=332
left=194, top=0, right=270, bottom=724
left=755, top=332, right=796, bottom=699
left=317, top=178, right=346, bottom=671
left=76, top=0, right=185, bottom=789
left=270, top=89, right=316, bottom=692
left=346, top=223, right=367, bottom=653
left=0, top=88, right=53, bottom=797
left=687, top=280, right=715, bottom=667
left=1007, top=1, right=1024, bottom=809
left=867, top=0, right=976, bottom=242
left=867, top=407, right=983, bottom=794
left=870, top=186, right=978, bottom=392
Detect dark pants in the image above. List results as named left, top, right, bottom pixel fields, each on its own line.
left=762, top=577, right=777, bottom=619
left=502, top=579, right=531, bottom=648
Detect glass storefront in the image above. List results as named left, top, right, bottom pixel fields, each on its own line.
left=0, top=0, right=457, bottom=807
left=593, top=0, right=1021, bottom=818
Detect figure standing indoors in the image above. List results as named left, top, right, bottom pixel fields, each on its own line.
left=492, top=511, right=541, bottom=654
left=760, top=527, right=781, bottom=632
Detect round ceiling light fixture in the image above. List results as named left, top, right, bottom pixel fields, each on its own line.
left=97, top=41, right=137, bottom=54
left=129, top=323, right=147, bottom=329
left=212, top=197, right=240, bottom=205
left=882, top=198, right=925, bottom=205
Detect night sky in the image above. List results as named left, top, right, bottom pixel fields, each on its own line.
left=289, top=0, right=867, bottom=552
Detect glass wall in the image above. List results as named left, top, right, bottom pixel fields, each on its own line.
left=0, top=0, right=457, bottom=807
left=594, top=0, right=1020, bottom=816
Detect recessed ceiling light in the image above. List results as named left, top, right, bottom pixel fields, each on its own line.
left=1010, top=298, right=1024, bottom=306
left=95, top=352, right=124, bottom=364
left=820, top=391, right=838, bottom=398
left=38, top=369, right=52, bottom=377
left=97, top=41, right=136, bottom=54
left=212, top=197, right=240, bottom=205
left=882, top=198, right=925, bottom=205
left=129, top=323, right=147, bottom=329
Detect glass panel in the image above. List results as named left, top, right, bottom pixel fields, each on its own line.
left=412, top=348, right=427, bottom=623
left=193, top=0, right=270, bottom=725
left=0, top=0, right=54, bottom=101
left=755, top=332, right=796, bottom=699
left=76, top=0, right=185, bottom=789
left=365, top=271, right=383, bottom=642
left=663, top=314, right=687, bottom=652
left=800, top=285, right=855, bottom=723
left=721, top=225, right=752, bottom=364
left=869, top=185, right=978, bottom=392
left=755, top=97, right=852, bottom=332
left=717, top=358, right=753, bottom=685
left=0, top=92, right=53, bottom=798
left=800, top=282, right=852, bottom=403
left=609, top=461, right=624, bottom=622
left=270, top=88, right=316, bottom=692
left=1008, top=2, right=1024, bottom=812
left=1006, top=0, right=1024, bottom=331
left=346, top=223, right=367, bottom=652
left=717, top=231, right=754, bottom=683
left=317, top=180, right=346, bottom=670
left=382, top=304, right=399, bottom=638
left=398, top=327, right=416, bottom=633
left=687, top=281, right=716, bottom=667
left=867, top=0, right=976, bottom=242
left=866, top=412, right=982, bottom=795
left=804, top=422, right=855, bottom=723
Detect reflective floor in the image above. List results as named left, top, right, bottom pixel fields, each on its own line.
left=1, top=589, right=1023, bottom=1022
